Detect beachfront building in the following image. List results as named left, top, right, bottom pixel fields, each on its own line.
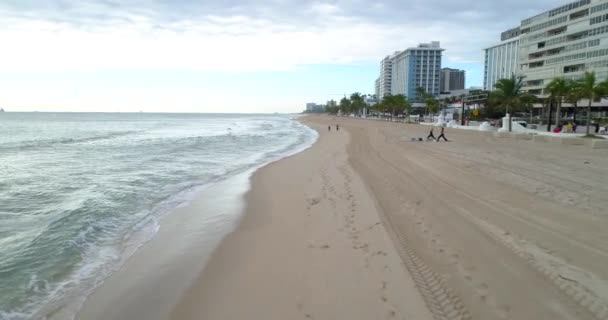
left=391, top=41, right=444, bottom=101
left=378, top=53, right=398, bottom=100
left=518, top=0, right=608, bottom=95
left=305, top=103, right=325, bottom=113
left=374, top=78, right=381, bottom=101
left=440, top=68, right=466, bottom=93
left=483, top=27, right=520, bottom=91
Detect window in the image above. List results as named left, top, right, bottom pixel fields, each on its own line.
left=590, top=1, right=608, bottom=14
left=587, top=48, right=608, bottom=58
left=564, top=63, right=585, bottom=73
left=547, top=26, right=567, bottom=36
left=529, top=16, right=567, bottom=32
left=529, top=61, right=545, bottom=68
left=589, top=39, right=600, bottom=47
left=590, top=13, right=608, bottom=25
left=588, top=25, right=608, bottom=36
left=548, top=0, right=590, bottom=17
left=570, top=9, right=589, bottom=20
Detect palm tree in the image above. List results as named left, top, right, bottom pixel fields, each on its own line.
left=416, top=87, right=427, bottom=102
left=564, top=79, right=584, bottom=127
left=492, top=75, right=525, bottom=132
left=424, top=96, right=439, bottom=122
left=545, top=77, right=568, bottom=127
left=577, top=71, right=608, bottom=135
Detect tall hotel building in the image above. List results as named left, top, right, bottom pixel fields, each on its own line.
left=391, top=41, right=444, bottom=101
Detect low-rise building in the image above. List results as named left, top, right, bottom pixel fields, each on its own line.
left=440, top=68, right=466, bottom=92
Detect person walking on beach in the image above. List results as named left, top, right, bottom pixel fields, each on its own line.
left=426, top=128, right=436, bottom=141
left=436, top=127, right=448, bottom=142
left=336, top=124, right=340, bottom=131
left=328, top=125, right=331, bottom=132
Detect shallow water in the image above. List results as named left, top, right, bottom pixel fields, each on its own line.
left=0, top=112, right=316, bottom=320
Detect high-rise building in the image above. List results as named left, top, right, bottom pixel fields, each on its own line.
left=378, top=53, right=399, bottom=100
left=518, top=0, right=608, bottom=95
left=375, top=78, right=381, bottom=101
left=391, top=41, right=444, bottom=101
left=483, top=27, right=520, bottom=91
left=440, top=68, right=466, bottom=92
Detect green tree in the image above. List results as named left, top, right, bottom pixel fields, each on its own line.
left=564, top=79, right=584, bottom=125
left=381, top=94, right=411, bottom=120
left=491, top=75, right=525, bottom=132
left=577, top=71, right=608, bottom=135
left=339, top=97, right=351, bottom=115
left=415, top=87, right=427, bottom=102
left=545, top=77, right=568, bottom=127
left=424, top=96, right=439, bottom=121
left=350, top=92, right=366, bottom=115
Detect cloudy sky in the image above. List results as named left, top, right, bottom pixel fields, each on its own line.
left=1, top=0, right=567, bottom=113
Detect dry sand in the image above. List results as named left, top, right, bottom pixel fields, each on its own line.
left=171, top=116, right=433, bottom=320
left=172, top=115, right=608, bottom=320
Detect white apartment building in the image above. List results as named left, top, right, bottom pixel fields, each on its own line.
left=378, top=53, right=398, bottom=100
left=483, top=27, right=520, bottom=91
left=518, top=0, right=608, bottom=95
left=374, top=78, right=381, bottom=100
left=391, top=41, right=444, bottom=101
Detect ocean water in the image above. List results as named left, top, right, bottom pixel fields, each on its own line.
left=0, top=112, right=317, bottom=320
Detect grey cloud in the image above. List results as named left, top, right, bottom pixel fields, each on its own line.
left=0, top=0, right=572, bottom=63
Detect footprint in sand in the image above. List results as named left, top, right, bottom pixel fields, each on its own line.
left=306, top=197, right=321, bottom=208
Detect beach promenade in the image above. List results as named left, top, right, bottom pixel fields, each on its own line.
left=170, top=114, right=608, bottom=320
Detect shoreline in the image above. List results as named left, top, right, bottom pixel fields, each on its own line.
left=169, top=115, right=433, bottom=320
left=71, top=116, right=317, bottom=320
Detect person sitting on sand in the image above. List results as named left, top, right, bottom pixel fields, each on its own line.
left=436, top=127, right=448, bottom=142
left=426, top=128, right=436, bottom=141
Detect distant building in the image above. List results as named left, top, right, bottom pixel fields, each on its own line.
left=501, top=27, right=522, bottom=41
left=392, top=41, right=444, bottom=101
left=483, top=27, right=520, bottom=91
left=440, top=68, right=466, bottom=92
left=374, top=78, right=381, bottom=101
left=378, top=53, right=399, bottom=100
left=364, top=96, right=378, bottom=106
left=305, top=103, right=325, bottom=113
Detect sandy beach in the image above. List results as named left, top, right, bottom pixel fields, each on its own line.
left=171, top=115, right=608, bottom=320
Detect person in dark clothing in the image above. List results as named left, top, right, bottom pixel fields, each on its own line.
left=595, top=122, right=601, bottom=133
left=328, top=125, right=331, bottom=132
left=436, top=127, right=448, bottom=142
left=426, top=128, right=436, bottom=141
left=336, top=124, right=340, bottom=131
